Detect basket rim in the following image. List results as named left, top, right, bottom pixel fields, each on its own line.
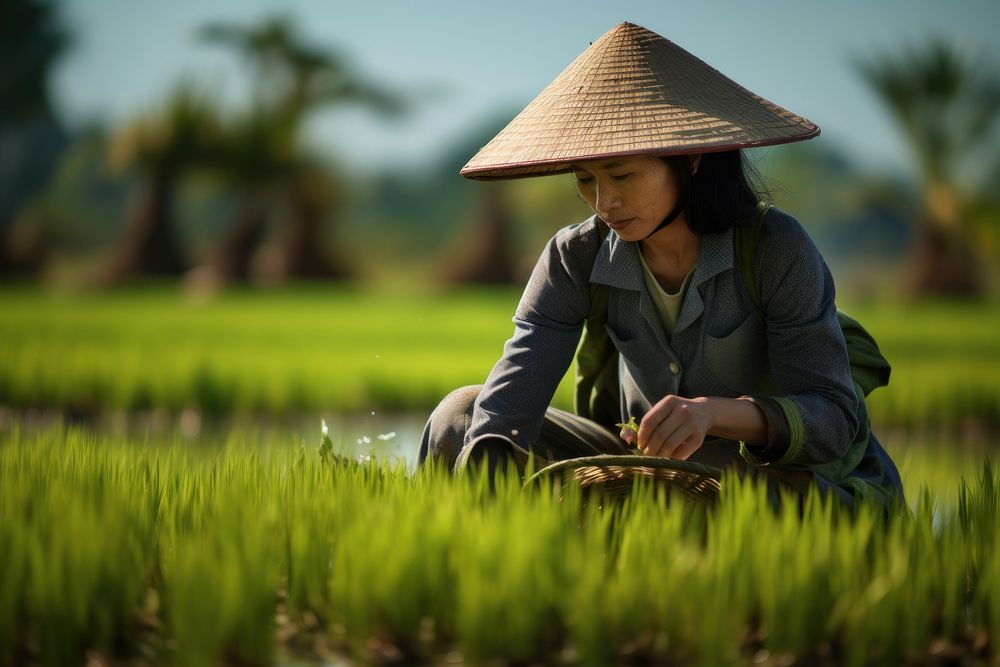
left=523, top=454, right=722, bottom=488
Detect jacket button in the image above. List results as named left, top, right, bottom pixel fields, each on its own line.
left=669, top=362, right=681, bottom=374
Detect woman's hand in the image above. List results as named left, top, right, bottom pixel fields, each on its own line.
left=635, top=395, right=714, bottom=459
left=619, top=395, right=768, bottom=459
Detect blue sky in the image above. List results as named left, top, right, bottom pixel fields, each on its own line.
left=52, top=0, right=999, bottom=176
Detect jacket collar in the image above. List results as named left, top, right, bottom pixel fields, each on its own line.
left=590, top=225, right=735, bottom=337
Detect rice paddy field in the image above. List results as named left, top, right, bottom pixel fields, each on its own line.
left=2, top=285, right=999, bottom=666
left=0, top=426, right=997, bottom=667
left=1, top=286, right=999, bottom=431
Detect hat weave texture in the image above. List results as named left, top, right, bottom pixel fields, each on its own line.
left=462, top=22, right=820, bottom=180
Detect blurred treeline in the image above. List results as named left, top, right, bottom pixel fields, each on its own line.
left=2, top=0, right=999, bottom=298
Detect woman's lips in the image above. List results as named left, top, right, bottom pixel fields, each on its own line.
left=605, top=217, right=635, bottom=230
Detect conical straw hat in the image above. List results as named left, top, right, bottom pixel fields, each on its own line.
left=461, top=22, right=820, bottom=180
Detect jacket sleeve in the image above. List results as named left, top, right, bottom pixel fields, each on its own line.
left=744, top=209, right=860, bottom=467
left=465, top=221, right=599, bottom=449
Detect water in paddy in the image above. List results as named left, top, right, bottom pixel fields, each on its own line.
left=0, top=406, right=429, bottom=469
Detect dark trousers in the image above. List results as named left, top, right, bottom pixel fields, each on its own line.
left=418, top=385, right=782, bottom=479
left=420, top=386, right=896, bottom=511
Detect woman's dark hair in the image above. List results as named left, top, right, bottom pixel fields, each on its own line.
left=661, top=150, right=770, bottom=233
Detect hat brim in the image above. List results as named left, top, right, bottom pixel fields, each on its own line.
left=460, top=129, right=820, bottom=181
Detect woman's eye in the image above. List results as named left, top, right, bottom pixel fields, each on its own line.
left=574, top=176, right=593, bottom=185
left=612, top=173, right=632, bottom=181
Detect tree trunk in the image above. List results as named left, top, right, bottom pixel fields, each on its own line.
left=0, top=211, right=47, bottom=277
left=98, top=171, right=187, bottom=284
left=903, top=220, right=984, bottom=298
left=441, top=184, right=519, bottom=285
left=268, top=185, right=352, bottom=282
left=204, top=190, right=270, bottom=285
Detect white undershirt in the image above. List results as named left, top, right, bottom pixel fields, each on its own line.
left=638, top=251, right=695, bottom=335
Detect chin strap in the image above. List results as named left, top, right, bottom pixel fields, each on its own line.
left=640, top=189, right=688, bottom=241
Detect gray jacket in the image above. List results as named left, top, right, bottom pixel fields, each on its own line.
left=466, top=206, right=901, bottom=498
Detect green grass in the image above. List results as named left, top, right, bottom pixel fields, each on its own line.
left=0, top=425, right=997, bottom=666
left=0, top=286, right=998, bottom=431
left=855, top=300, right=1000, bottom=433
left=0, top=285, right=528, bottom=415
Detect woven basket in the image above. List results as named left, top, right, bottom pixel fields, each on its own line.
left=524, top=454, right=722, bottom=505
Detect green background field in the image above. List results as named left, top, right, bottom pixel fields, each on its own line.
left=2, top=287, right=998, bottom=665
left=2, top=286, right=998, bottom=434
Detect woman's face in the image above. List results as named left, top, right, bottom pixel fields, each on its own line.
left=571, top=155, right=681, bottom=241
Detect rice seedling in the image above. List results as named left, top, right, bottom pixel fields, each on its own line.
left=1, top=423, right=997, bottom=666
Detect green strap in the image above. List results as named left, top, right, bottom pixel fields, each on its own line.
left=574, top=218, right=619, bottom=426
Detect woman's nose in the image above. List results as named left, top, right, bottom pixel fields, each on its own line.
left=595, top=182, right=621, bottom=216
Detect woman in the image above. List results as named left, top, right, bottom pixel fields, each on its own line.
left=417, top=22, right=903, bottom=507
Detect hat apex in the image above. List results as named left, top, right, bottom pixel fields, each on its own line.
left=461, top=22, right=819, bottom=180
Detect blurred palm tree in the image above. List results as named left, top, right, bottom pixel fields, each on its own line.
left=101, top=84, right=220, bottom=284
left=434, top=111, right=534, bottom=285
left=856, top=39, right=1000, bottom=297
left=0, top=0, right=67, bottom=122
left=440, top=183, right=520, bottom=285
left=196, top=15, right=404, bottom=285
left=0, top=0, right=70, bottom=276
left=192, top=110, right=280, bottom=287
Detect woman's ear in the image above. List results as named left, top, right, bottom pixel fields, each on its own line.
left=690, top=154, right=703, bottom=175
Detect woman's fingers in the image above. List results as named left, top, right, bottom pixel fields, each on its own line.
left=637, top=396, right=681, bottom=449
left=640, top=400, right=706, bottom=458
left=639, top=399, right=685, bottom=448
left=645, top=416, right=682, bottom=456
left=670, top=437, right=703, bottom=461
left=649, top=421, right=696, bottom=458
